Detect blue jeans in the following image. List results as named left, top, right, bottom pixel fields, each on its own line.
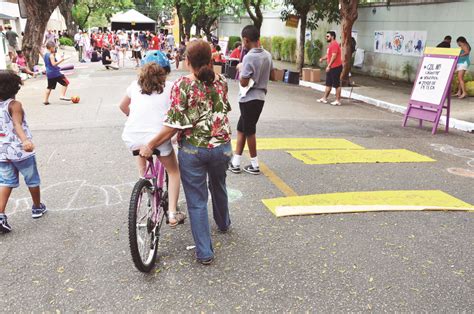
left=0, top=155, right=41, bottom=188
left=178, top=141, right=232, bottom=260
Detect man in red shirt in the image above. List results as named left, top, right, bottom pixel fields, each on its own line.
left=318, top=31, right=343, bottom=106
left=151, top=32, right=160, bottom=50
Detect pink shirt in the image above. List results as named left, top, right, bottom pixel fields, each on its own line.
left=16, top=55, right=27, bottom=67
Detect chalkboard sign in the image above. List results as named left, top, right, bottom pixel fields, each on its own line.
left=403, top=47, right=461, bottom=134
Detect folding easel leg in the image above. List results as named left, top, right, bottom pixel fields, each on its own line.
left=402, top=107, right=410, bottom=127
left=445, top=96, right=450, bottom=133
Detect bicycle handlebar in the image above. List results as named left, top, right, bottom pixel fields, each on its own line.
left=132, top=149, right=161, bottom=156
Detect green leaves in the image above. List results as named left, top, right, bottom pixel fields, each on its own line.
left=73, top=0, right=136, bottom=29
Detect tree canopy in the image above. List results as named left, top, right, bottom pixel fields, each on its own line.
left=72, top=0, right=135, bottom=30
left=281, top=0, right=340, bottom=71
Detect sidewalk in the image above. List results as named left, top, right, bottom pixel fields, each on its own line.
left=273, top=60, right=474, bottom=133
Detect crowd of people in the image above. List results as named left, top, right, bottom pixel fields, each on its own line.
left=73, top=29, right=181, bottom=70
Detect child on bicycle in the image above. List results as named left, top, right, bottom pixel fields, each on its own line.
left=0, top=70, right=48, bottom=233
left=119, top=52, right=185, bottom=227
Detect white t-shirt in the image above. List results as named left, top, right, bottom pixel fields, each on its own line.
left=121, top=80, right=173, bottom=155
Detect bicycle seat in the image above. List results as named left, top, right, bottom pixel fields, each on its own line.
left=132, top=149, right=161, bottom=156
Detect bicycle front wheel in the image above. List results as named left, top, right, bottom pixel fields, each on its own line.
left=128, top=179, right=158, bottom=272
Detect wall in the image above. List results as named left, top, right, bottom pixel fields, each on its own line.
left=218, top=9, right=297, bottom=39
left=0, top=1, right=26, bottom=33
left=350, top=1, right=474, bottom=80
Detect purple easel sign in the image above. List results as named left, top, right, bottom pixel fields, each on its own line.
left=403, top=47, right=461, bottom=134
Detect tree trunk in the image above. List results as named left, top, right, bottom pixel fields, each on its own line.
left=297, top=13, right=308, bottom=72
left=339, top=0, right=358, bottom=84
left=23, top=0, right=62, bottom=68
left=58, top=0, right=76, bottom=36
left=243, top=0, right=263, bottom=31
left=176, top=5, right=185, bottom=42
left=184, top=22, right=192, bottom=40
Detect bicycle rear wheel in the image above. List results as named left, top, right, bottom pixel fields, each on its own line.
left=128, top=179, right=161, bottom=272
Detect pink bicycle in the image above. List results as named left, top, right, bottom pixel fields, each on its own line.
left=128, top=149, right=169, bottom=272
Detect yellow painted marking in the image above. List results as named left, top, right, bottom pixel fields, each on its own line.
left=424, top=47, right=461, bottom=56
left=259, top=161, right=298, bottom=197
left=288, top=149, right=435, bottom=165
left=262, top=190, right=473, bottom=217
left=232, top=138, right=364, bottom=151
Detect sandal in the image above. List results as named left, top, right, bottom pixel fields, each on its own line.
left=168, top=211, right=186, bottom=228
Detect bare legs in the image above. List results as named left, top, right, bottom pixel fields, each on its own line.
left=60, top=85, right=68, bottom=98
left=457, top=70, right=467, bottom=99
left=322, top=86, right=341, bottom=102
left=235, top=131, right=257, bottom=158
left=158, top=150, right=180, bottom=223
left=44, top=89, right=52, bottom=104
left=0, top=186, right=41, bottom=215
left=28, top=186, right=41, bottom=208
left=0, top=187, right=13, bottom=215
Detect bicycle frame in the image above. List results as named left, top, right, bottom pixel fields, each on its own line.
left=143, top=155, right=166, bottom=223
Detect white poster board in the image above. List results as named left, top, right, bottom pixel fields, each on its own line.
left=374, top=30, right=427, bottom=56
left=218, top=37, right=229, bottom=55
left=411, top=56, right=456, bottom=105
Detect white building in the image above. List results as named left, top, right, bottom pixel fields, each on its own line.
left=0, top=0, right=66, bottom=33
left=0, top=0, right=25, bottom=34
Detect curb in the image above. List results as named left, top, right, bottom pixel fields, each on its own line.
left=300, top=81, right=474, bottom=133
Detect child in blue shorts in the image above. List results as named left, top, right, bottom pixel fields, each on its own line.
left=0, top=70, right=47, bottom=233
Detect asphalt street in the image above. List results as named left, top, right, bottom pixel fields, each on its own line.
left=0, top=59, right=473, bottom=311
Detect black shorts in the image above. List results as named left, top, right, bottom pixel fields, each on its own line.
left=325, top=65, right=343, bottom=88
left=132, top=50, right=142, bottom=59
left=237, top=100, right=264, bottom=136
left=47, top=75, right=69, bottom=90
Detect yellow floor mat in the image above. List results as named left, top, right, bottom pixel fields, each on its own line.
left=288, top=149, right=435, bottom=164
left=232, top=138, right=364, bottom=151
left=262, top=190, right=473, bottom=217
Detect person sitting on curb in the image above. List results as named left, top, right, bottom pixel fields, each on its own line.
left=16, top=50, right=37, bottom=77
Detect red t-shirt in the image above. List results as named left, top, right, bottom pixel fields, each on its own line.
left=152, top=36, right=160, bottom=50
left=327, top=41, right=342, bottom=68
left=229, top=48, right=241, bottom=59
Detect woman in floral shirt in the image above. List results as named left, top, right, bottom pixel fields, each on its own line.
left=140, top=39, right=232, bottom=265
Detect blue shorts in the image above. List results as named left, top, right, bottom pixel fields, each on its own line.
left=0, top=155, right=41, bottom=188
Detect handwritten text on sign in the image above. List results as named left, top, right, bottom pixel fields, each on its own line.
left=411, top=57, right=456, bottom=105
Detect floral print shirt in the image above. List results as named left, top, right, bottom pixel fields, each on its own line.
left=164, top=75, right=232, bottom=148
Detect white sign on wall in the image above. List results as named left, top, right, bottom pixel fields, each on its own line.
left=411, top=56, right=456, bottom=105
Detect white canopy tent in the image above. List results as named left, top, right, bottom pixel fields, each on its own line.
left=110, top=9, right=156, bottom=31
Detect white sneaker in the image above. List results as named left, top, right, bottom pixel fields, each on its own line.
left=317, top=98, right=328, bottom=104
left=330, top=100, right=342, bottom=106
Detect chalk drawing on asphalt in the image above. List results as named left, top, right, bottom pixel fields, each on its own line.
left=7, top=180, right=244, bottom=216
left=431, top=144, right=474, bottom=178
